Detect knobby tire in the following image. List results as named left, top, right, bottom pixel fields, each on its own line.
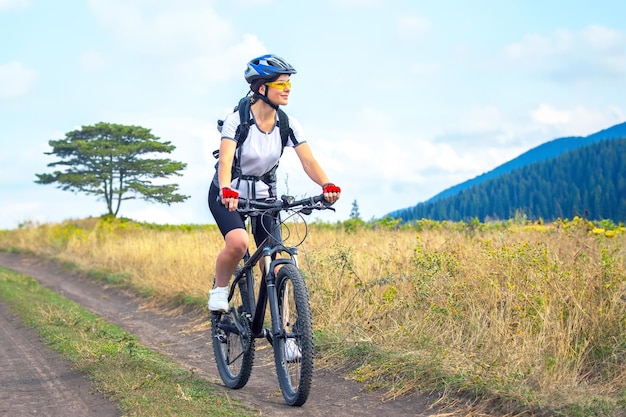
left=273, top=264, right=314, bottom=406
left=211, top=270, right=255, bottom=389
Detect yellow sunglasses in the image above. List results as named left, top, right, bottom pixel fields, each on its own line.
left=264, top=80, right=292, bottom=90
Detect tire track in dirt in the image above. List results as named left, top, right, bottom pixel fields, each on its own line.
left=0, top=252, right=439, bottom=416
left=0, top=299, right=121, bottom=416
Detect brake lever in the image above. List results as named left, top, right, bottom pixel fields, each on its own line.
left=300, top=201, right=335, bottom=215
left=320, top=199, right=336, bottom=211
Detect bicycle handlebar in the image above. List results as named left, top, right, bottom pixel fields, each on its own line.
left=236, top=194, right=334, bottom=214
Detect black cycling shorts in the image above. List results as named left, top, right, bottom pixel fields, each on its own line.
left=208, top=183, right=282, bottom=247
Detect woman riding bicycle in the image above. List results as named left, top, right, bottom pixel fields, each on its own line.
left=208, top=54, right=341, bottom=312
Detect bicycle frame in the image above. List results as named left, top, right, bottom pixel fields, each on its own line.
left=230, top=232, right=299, bottom=342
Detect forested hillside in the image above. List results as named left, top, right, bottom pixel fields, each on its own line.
left=425, top=121, right=626, bottom=203
left=390, top=138, right=626, bottom=223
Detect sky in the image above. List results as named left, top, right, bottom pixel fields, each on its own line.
left=1, top=0, right=626, bottom=229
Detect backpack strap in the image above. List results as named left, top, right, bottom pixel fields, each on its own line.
left=276, top=108, right=292, bottom=154
left=234, top=96, right=252, bottom=146
left=231, top=97, right=253, bottom=187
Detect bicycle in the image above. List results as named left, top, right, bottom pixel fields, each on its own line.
left=210, top=193, right=334, bottom=406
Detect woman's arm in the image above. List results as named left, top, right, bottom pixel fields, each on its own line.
left=294, top=143, right=341, bottom=203
left=294, top=143, right=330, bottom=185
left=217, top=138, right=239, bottom=210
left=217, top=138, right=237, bottom=189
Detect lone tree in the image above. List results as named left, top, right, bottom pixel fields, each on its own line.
left=35, top=122, right=189, bottom=217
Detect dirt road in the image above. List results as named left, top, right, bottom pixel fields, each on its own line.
left=0, top=252, right=439, bottom=416
left=0, top=300, right=122, bottom=417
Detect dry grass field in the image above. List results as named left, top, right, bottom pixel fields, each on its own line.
left=1, top=216, right=625, bottom=416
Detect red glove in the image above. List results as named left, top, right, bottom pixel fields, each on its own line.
left=322, top=183, right=341, bottom=193
left=221, top=187, right=239, bottom=199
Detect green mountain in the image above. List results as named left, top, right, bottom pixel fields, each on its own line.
left=388, top=122, right=626, bottom=223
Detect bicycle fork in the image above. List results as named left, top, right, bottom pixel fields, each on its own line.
left=261, top=245, right=292, bottom=347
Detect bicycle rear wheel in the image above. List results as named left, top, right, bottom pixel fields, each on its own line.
left=211, top=269, right=255, bottom=389
left=273, top=264, right=314, bottom=406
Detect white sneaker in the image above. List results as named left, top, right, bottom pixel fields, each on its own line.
left=208, top=286, right=229, bottom=312
left=285, top=338, right=302, bottom=362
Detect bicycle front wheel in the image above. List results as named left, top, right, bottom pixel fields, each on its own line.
left=273, top=264, right=314, bottom=406
left=211, top=270, right=255, bottom=389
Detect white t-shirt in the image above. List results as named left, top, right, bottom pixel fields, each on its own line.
left=213, top=109, right=306, bottom=199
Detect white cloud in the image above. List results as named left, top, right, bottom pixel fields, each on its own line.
left=306, top=126, right=439, bottom=185
left=122, top=203, right=190, bottom=225
left=0, top=202, right=44, bottom=228
left=502, top=30, right=574, bottom=64
left=304, top=104, right=518, bottom=195
left=0, top=0, right=30, bottom=11
left=499, top=25, right=626, bottom=80
left=0, top=61, right=37, bottom=99
left=230, top=0, right=273, bottom=5
left=79, top=51, right=107, bottom=72
left=332, top=0, right=382, bottom=7
left=177, top=33, right=267, bottom=83
left=88, top=0, right=267, bottom=83
left=530, top=104, right=571, bottom=125
left=530, top=103, right=625, bottom=137
left=456, top=106, right=503, bottom=135
left=89, top=0, right=232, bottom=55
left=396, top=14, right=431, bottom=38
left=582, top=25, right=623, bottom=50
left=410, top=61, right=440, bottom=76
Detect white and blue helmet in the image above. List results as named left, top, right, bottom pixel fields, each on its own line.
left=244, top=54, right=297, bottom=84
